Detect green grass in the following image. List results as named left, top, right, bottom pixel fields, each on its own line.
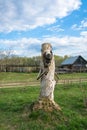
left=0, top=72, right=87, bottom=83
left=0, top=83, right=87, bottom=130
left=0, top=72, right=37, bottom=82
left=58, top=72, right=87, bottom=80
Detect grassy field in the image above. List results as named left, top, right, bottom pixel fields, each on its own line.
left=0, top=83, right=87, bottom=130
left=0, top=72, right=87, bottom=83
left=0, top=72, right=37, bottom=82
left=0, top=72, right=87, bottom=129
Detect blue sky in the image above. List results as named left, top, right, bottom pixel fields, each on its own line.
left=0, top=0, right=87, bottom=59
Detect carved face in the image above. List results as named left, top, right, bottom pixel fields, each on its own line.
left=41, top=43, right=53, bottom=67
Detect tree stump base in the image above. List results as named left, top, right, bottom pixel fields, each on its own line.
left=31, top=98, right=61, bottom=112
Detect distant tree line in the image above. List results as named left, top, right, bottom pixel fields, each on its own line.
left=0, top=50, right=68, bottom=72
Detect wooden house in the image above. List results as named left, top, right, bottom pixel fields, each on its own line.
left=60, top=55, right=87, bottom=72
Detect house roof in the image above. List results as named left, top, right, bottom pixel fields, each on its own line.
left=61, top=56, right=82, bottom=65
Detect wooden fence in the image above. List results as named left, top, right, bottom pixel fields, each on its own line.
left=0, top=65, right=39, bottom=73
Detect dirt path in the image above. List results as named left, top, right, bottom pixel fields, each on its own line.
left=0, top=81, right=39, bottom=88
left=0, top=78, right=87, bottom=88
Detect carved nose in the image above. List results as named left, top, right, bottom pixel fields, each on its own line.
left=46, top=53, right=52, bottom=60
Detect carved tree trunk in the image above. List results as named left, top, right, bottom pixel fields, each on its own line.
left=39, top=56, right=56, bottom=101
left=31, top=43, right=61, bottom=112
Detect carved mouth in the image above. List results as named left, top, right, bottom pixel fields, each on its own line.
left=43, top=53, right=52, bottom=67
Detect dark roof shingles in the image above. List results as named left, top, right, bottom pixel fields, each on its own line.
left=61, top=56, right=79, bottom=65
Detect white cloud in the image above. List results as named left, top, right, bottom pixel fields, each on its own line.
left=80, top=31, right=87, bottom=37
left=0, top=0, right=81, bottom=32
left=41, top=35, right=87, bottom=58
left=71, top=18, right=87, bottom=30
left=0, top=37, right=41, bottom=57
left=0, top=32, right=87, bottom=59
left=47, top=25, right=64, bottom=32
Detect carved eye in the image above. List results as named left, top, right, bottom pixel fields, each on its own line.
left=50, top=50, right=52, bottom=53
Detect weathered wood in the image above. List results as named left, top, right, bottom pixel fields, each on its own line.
left=32, top=43, right=61, bottom=111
